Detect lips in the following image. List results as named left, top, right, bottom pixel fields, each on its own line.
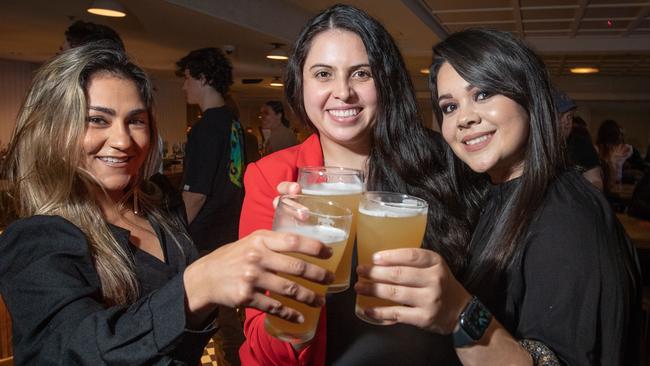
left=97, top=156, right=131, bottom=166
left=461, top=131, right=494, bottom=152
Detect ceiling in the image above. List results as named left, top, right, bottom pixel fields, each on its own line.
left=1, top=0, right=649, bottom=100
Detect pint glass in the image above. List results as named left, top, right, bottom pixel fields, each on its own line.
left=264, top=194, right=352, bottom=343
left=298, top=166, right=364, bottom=293
left=355, top=191, right=428, bottom=325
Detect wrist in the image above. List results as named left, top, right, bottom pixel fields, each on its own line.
left=452, top=296, right=493, bottom=348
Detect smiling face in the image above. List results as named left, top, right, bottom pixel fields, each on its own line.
left=83, top=72, right=150, bottom=201
left=437, top=62, right=529, bottom=183
left=302, top=29, right=378, bottom=150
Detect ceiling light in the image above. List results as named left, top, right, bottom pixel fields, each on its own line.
left=570, top=67, right=599, bottom=74
left=420, top=68, right=430, bottom=75
left=87, top=0, right=126, bottom=17
left=266, top=43, right=288, bottom=60
left=269, top=76, right=284, bottom=87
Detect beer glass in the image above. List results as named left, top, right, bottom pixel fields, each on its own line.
left=355, top=191, right=428, bottom=325
left=265, top=194, right=352, bottom=343
left=298, top=166, right=364, bottom=293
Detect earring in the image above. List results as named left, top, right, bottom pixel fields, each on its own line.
left=133, top=190, right=140, bottom=216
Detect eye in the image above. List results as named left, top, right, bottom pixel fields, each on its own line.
left=87, top=116, right=107, bottom=125
left=314, top=70, right=332, bottom=80
left=351, top=69, right=372, bottom=80
left=475, top=90, right=491, bottom=101
left=129, top=115, right=149, bottom=126
left=440, top=103, right=457, bottom=114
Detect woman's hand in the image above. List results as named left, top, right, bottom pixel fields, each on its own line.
left=184, top=230, right=333, bottom=325
left=273, top=181, right=302, bottom=208
left=355, top=248, right=471, bottom=334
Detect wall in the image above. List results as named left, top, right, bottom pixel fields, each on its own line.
left=0, top=58, right=39, bottom=148
left=149, top=73, right=187, bottom=148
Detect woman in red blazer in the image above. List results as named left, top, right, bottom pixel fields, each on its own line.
left=238, top=4, right=478, bottom=366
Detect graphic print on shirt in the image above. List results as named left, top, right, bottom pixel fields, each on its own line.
left=229, top=120, right=244, bottom=188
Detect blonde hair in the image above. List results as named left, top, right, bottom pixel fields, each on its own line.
left=3, top=43, right=175, bottom=305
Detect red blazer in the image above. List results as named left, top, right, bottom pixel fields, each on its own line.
left=238, top=134, right=328, bottom=366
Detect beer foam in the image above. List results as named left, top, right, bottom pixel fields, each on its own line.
left=302, top=182, right=362, bottom=196
left=276, top=225, right=348, bottom=245
left=359, top=204, right=426, bottom=218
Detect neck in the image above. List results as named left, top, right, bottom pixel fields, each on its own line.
left=199, top=90, right=225, bottom=112
left=320, top=137, right=370, bottom=174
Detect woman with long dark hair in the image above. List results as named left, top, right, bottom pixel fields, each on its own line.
left=359, top=28, right=640, bottom=365
left=239, top=4, right=477, bottom=365
left=0, top=43, right=337, bottom=365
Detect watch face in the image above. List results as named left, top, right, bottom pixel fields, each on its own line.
left=460, top=299, right=492, bottom=340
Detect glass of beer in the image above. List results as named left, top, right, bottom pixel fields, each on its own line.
left=355, top=191, right=428, bottom=325
left=265, top=194, right=352, bottom=344
left=298, top=166, right=364, bottom=293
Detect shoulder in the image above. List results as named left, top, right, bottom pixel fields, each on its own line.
left=526, top=171, right=617, bottom=260
left=0, top=215, right=92, bottom=275
left=250, top=134, right=321, bottom=181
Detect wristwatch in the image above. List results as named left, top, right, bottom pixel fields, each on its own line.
left=452, top=296, right=492, bottom=348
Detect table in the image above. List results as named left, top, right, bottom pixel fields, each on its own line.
left=616, top=213, right=650, bottom=250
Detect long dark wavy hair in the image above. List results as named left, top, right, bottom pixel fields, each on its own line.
left=429, top=28, right=567, bottom=290
left=285, top=4, right=481, bottom=272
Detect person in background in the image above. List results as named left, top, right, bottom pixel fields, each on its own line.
left=260, top=101, right=298, bottom=155
left=553, top=90, right=603, bottom=190
left=596, top=119, right=634, bottom=192
left=61, top=20, right=125, bottom=52
left=176, top=47, right=245, bottom=365
left=239, top=4, right=477, bottom=365
left=0, top=43, right=335, bottom=365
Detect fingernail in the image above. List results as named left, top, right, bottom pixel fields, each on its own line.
left=297, top=314, right=305, bottom=324
left=373, top=252, right=383, bottom=262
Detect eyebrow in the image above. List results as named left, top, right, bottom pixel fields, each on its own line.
left=308, top=63, right=371, bottom=71
left=88, top=106, right=148, bottom=116
left=437, top=84, right=475, bottom=103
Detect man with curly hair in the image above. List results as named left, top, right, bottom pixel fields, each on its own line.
left=176, top=48, right=245, bottom=366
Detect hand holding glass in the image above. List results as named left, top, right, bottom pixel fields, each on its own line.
left=298, top=166, right=364, bottom=293
left=265, top=194, right=352, bottom=343
left=355, top=191, right=428, bottom=325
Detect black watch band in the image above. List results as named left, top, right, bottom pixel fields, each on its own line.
left=452, top=296, right=492, bottom=348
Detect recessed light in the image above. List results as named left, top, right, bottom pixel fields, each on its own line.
left=420, top=68, right=430, bottom=75
left=570, top=67, right=599, bottom=74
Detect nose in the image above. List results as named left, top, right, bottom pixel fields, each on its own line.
left=334, top=77, right=353, bottom=101
left=108, top=121, right=133, bottom=151
left=456, top=105, right=480, bottom=130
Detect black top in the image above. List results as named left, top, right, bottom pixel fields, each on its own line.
left=566, top=132, right=600, bottom=173
left=469, top=171, right=640, bottom=365
left=0, top=215, right=215, bottom=365
left=325, top=245, right=460, bottom=366
left=183, top=106, right=245, bottom=252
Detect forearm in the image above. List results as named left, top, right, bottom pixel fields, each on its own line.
left=182, top=191, right=206, bottom=224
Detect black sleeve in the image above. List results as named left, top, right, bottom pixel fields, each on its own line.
left=182, top=121, right=229, bottom=195
left=515, top=201, right=632, bottom=365
left=0, top=216, right=213, bottom=365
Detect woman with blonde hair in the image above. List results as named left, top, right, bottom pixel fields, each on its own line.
left=0, top=43, right=336, bottom=365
